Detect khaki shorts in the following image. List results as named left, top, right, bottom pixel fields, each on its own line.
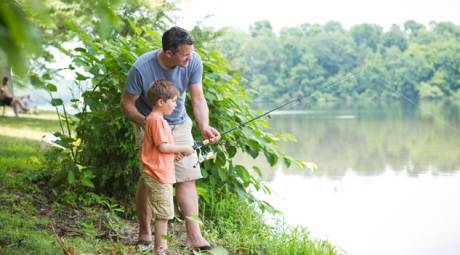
left=141, top=173, right=174, bottom=220
left=136, top=117, right=202, bottom=183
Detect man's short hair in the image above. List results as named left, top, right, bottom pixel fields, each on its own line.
left=2, top=76, right=8, bottom=85
left=148, top=80, right=179, bottom=105
left=162, top=26, right=194, bottom=52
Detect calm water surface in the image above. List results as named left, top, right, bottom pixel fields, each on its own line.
left=238, top=101, right=460, bottom=255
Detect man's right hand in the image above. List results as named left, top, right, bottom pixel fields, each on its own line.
left=200, top=125, right=221, bottom=144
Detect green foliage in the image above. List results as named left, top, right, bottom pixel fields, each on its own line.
left=1, top=0, right=174, bottom=78
left=68, top=24, right=161, bottom=199
left=192, top=47, right=306, bottom=208
left=0, top=0, right=45, bottom=75
left=216, top=20, right=460, bottom=105
left=39, top=18, right=307, bottom=211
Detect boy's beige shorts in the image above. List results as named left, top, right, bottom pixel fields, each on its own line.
left=135, top=117, right=202, bottom=183
left=141, top=173, right=174, bottom=220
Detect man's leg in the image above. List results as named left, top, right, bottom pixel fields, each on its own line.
left=175, top=180, right=210, bottom=247
left=136, top=179, right=152, bottom=242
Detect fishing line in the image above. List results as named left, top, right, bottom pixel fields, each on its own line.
left=193, top=66, right=460, bottom=167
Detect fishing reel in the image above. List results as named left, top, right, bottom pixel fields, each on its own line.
left=192, top=142, right=216, bottom=168
left=192, top=138, right=223, bottom=168
left=193, top=149, right=216, bottom=168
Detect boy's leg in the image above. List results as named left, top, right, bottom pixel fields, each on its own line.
left=142, top=172, right=174, bottom=252
left=154, top=219, right=168, bottom=255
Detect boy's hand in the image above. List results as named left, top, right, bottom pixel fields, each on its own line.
left=175, top=153, right=184, bottom=161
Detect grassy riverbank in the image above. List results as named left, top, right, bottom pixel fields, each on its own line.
left=0, top=115, right=342, bottom=255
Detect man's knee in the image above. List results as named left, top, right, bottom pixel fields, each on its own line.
left=175, top=180, right=196, bottom=193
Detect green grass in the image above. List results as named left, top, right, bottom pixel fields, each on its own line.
left=0, top=135, right=125, bottom=255
left=0, top=135, right=61, bottom=254
left=202, top=192, right=343, bottom=255
left=0, top=136, right=47, bottom=189
left=0, top=192, right=62, bottom=255
left=0, top=115, right=61, bottom=133
left=0, top=116, right=342, bottom=255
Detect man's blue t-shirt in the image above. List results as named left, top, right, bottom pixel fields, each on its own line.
left=126, top=50, right=203, bottom=125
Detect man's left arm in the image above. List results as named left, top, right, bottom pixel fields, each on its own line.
left=189, top=83, right=220, bottom=141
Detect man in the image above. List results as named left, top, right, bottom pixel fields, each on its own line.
left=120, top=26, right=219, bottom=250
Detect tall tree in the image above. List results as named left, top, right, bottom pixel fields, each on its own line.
left=382, top=25, right=408, bottom=51
left=350, top=23, right=383, bottom=51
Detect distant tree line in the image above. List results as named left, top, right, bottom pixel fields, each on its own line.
left=212, top=20, right=460, bottom=106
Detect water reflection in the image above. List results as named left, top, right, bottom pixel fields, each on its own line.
left=247, top=101, right=460, bottom=180
left=234, top=101, right=460, bottom=255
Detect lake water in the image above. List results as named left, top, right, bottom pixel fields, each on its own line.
left=238, top=101, right=460, bottom=255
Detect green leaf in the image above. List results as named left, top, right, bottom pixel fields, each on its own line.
left=76, top=72, right=88, bottom=81
left=217, top=168, right=228, bottom=181
left=252, top=166, right=263, bottom=177
left=42, top=73, right=51, bottom=80
left=234, top=165, right=250, bottom=183
left=67, top=170, right=76, bottom=185
left=127, top=18, right=142, bottom=36
left=303, top=161, right=318, bottom=172
left=186, top=215, right=203, bottom=225
left=47, top=83, right=57, bottom=92
left=245, top=145, right=259, bottom=158
left=264, top=151, right=278, bottom=166
left=283, top=156, right=292, bottom=168
left=211, top=246, right=229, bottom=255
left=64, top=21, right=79, bottom=31
left=284, top=133, right=297, bottom=142
left=215, top=151, right=226, bottom=166
left=226, top=144, right=237, bottom=158
left=196, top=186, right=208, bottom=197
left=51, top=98, right=63, bottom=106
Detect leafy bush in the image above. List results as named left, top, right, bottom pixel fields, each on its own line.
left=43, top=21, right=307, bottom=209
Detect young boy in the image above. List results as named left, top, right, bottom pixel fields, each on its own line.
left=141, top=80, right=194, bottom=255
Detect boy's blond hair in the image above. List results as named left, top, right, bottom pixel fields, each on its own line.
left=148, top=80, right=179, bottom=106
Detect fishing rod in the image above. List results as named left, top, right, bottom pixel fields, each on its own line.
left=192, top=95, right=304, bottom=151
left=191, top=96, right=304, bottom=168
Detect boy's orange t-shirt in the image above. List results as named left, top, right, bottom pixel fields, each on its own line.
left=141, top=112, right=175, bottom=184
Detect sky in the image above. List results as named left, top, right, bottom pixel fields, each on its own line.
left=174, top=0, right=460, bottom=32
